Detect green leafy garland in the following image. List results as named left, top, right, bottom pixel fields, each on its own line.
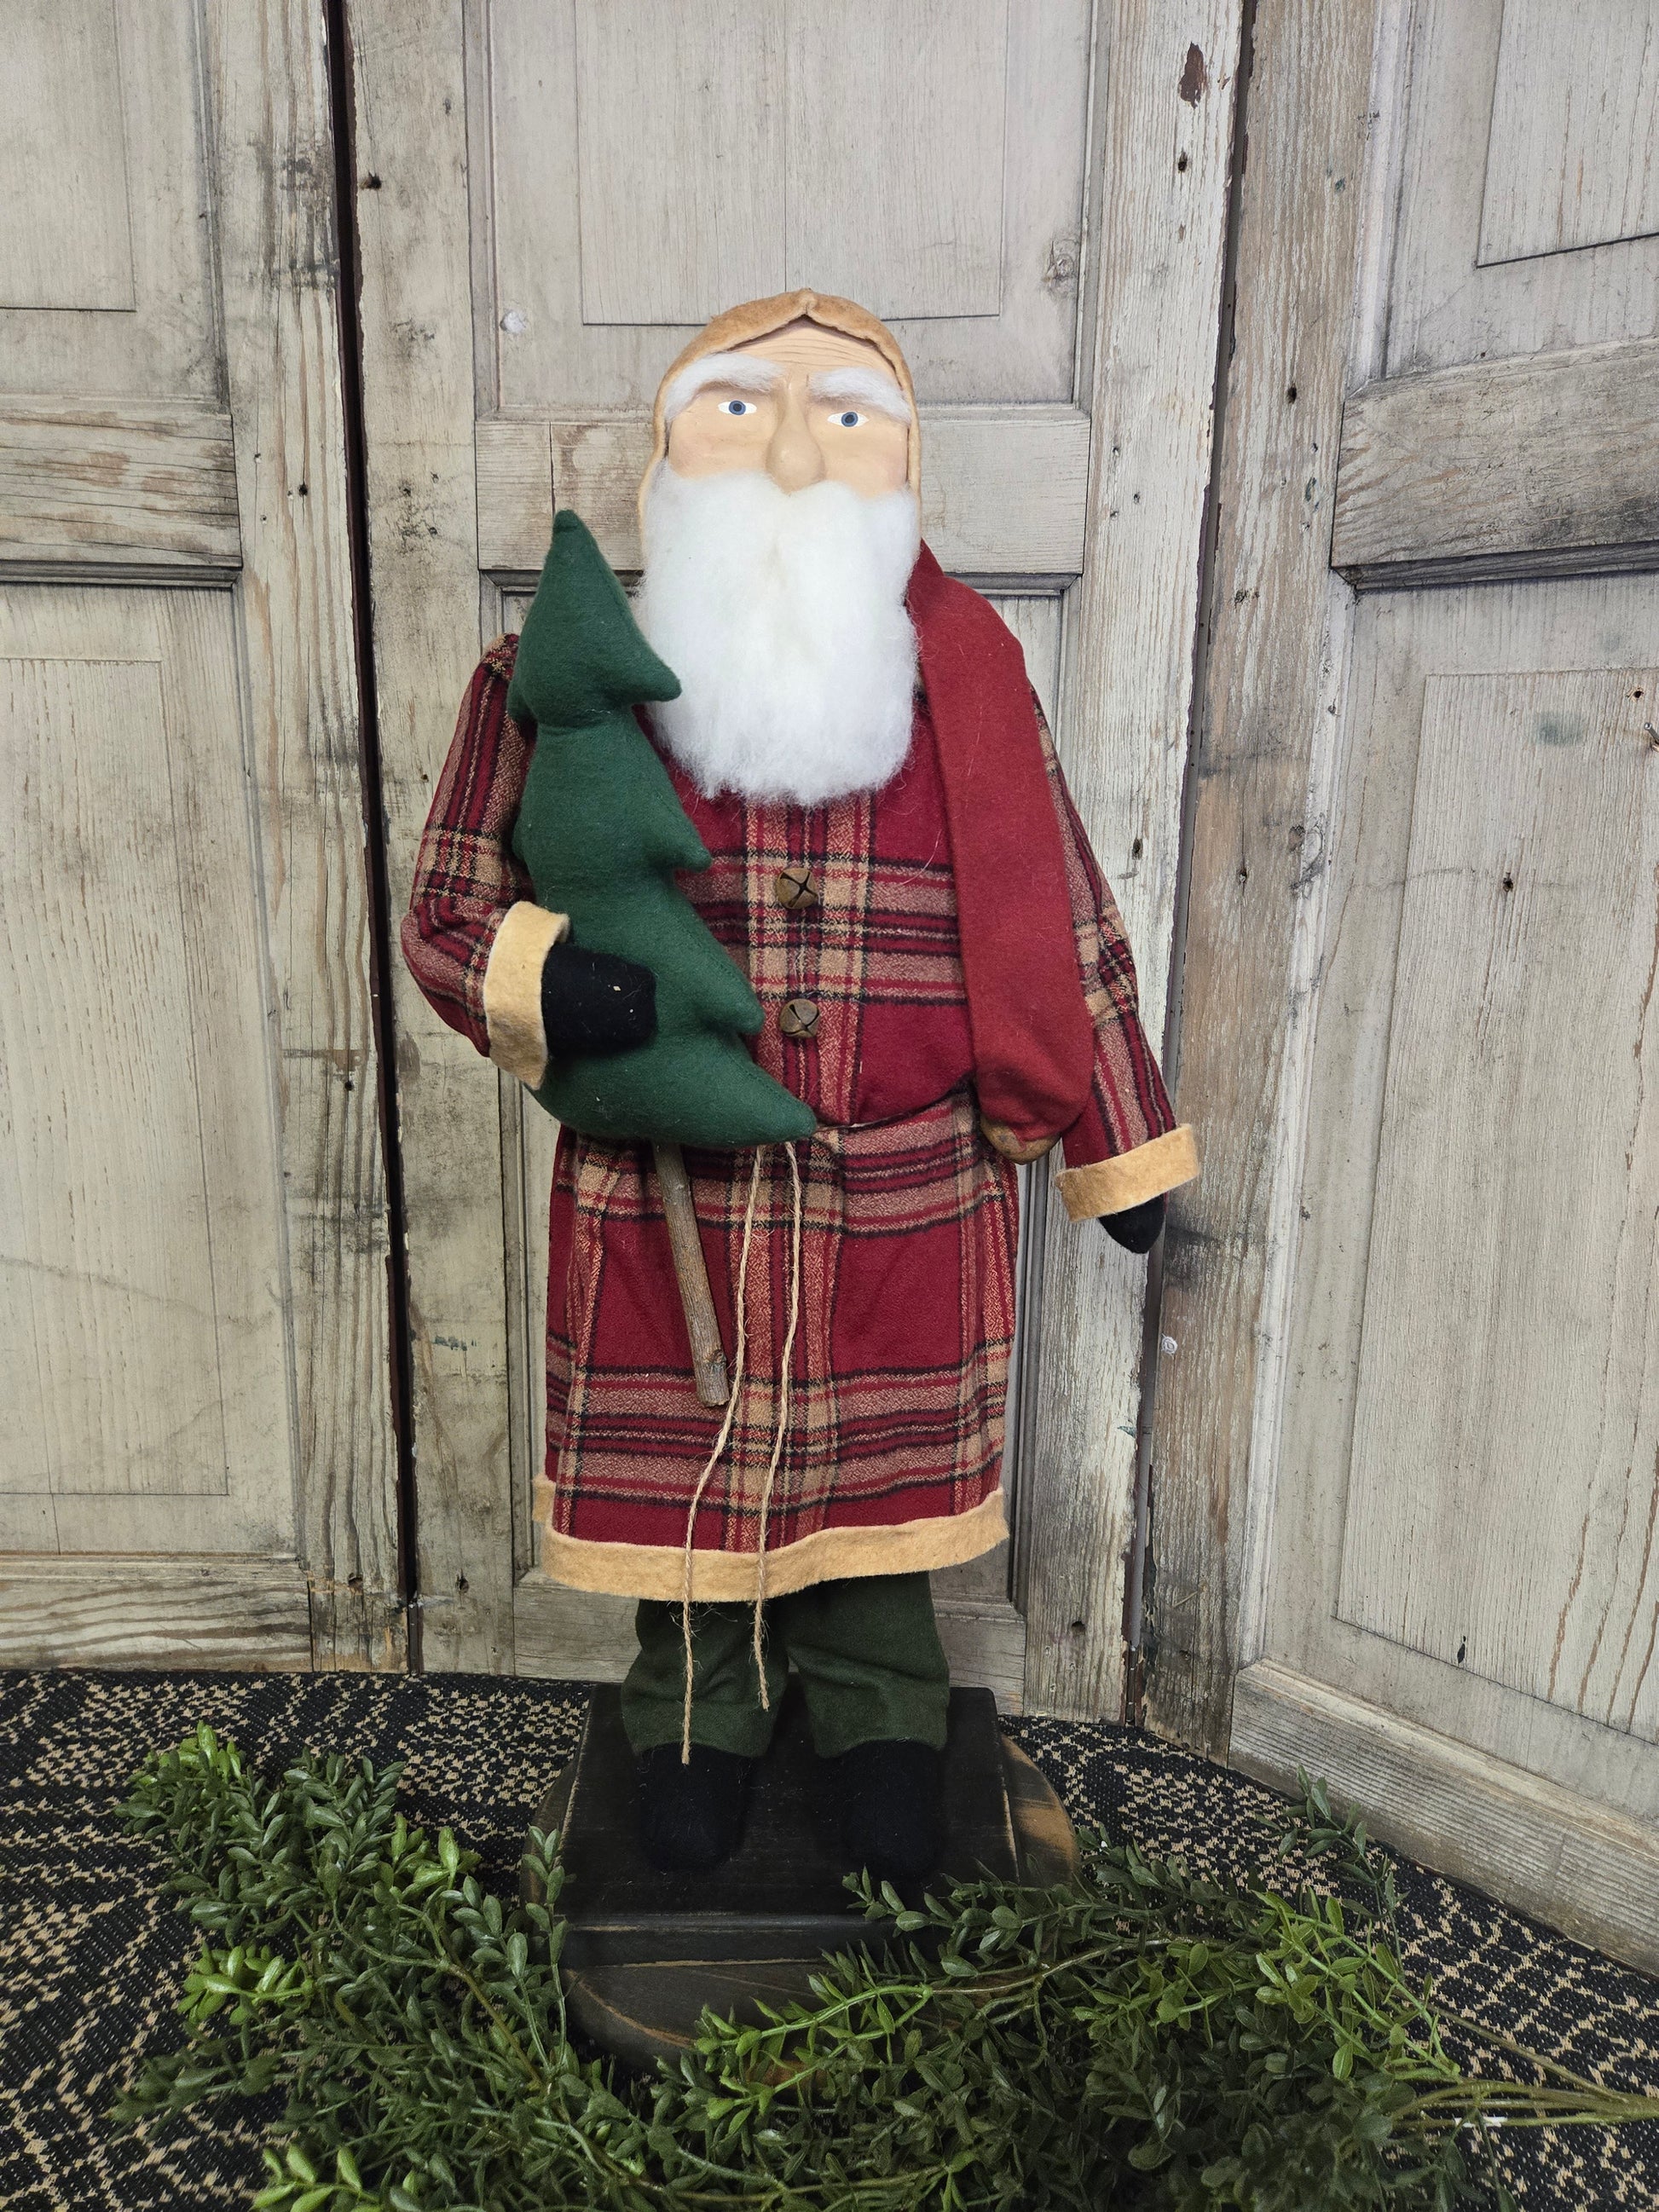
left=113, top=1727, right=1656, bottom=2211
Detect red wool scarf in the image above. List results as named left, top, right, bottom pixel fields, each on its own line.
left=906, top=544, right=1095, bottom=1155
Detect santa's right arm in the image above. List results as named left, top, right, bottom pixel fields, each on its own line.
left=401, top=639, right=570, bottom=1088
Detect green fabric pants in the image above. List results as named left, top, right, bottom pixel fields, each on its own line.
left=621, top=1572, right=951, bottom=1759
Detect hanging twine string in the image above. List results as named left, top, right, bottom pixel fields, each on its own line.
left=679, top=1147, right=764, bottom=1764
left=751, top=1140, right=804, bottom=1707
left=675, top=1141, right=806, bottom=1762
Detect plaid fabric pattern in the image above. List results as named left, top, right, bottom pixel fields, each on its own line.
left=403, top=635, right=1179, bottom=1584
left=545, top=1092, right=1017, bottom=1558
left=399, top=638, right=532, bottom=1049
left=1040, top=730, right=1179, bottom=1170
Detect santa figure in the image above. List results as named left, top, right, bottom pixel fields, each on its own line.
left=403, top=291, right=1197, bottom=1881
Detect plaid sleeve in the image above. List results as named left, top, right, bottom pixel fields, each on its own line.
left=1035, top=703, right=1199, bottom=1221
left=399, top=637, right=568, bottom=1085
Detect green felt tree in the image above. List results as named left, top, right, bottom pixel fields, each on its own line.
left=506, top=510, right=817, bottom=1149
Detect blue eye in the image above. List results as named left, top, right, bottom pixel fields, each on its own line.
left=721, top=398, right=755, bottom=417
left=835, top=409, right=864, bottom=429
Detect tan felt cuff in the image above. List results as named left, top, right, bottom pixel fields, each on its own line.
left=483, top=902, right=569, bottom=1089
left=533, top=1487, right=1009, bottom=1602
left=1055, top=1124, right=1199, bottom=1222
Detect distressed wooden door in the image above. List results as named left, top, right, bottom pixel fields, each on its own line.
left=350, top=0, right=1245, bottom=1708
left=1153, top=0, right=1659, bottom=1970
left=0, top=1, right=401, bottom=1669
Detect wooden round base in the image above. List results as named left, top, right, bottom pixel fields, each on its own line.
left=528, top=1724, right=1077, bottom=2072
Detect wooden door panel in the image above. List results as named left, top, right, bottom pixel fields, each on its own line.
left=1, top=0, right=136, bottom=312
left=1330, top=342, right=1659, bottom=588
left=0, top=400, right=242, bottom=577
left=1151, top=0, right=1659, bottom=1972
left=1479, top=0, right=1659, bottom=266
left=0, top=0, right=218, bottom=402
left=0, top=587, right=290, bottom=1546
left=1386, top=0, right=1659, bottom=378
left=1338, top=666, right=1659, bottom=1741
left=488, top=0, right=1090, bottom=409
left=0, top=0, right=399, bottom=1669
left=569, top=1, right=787, bottom=326
left=783, top=2, right=1009, bottom=320
left=1266, top=580, right=1659, bottom=1829
left=566, top=0, right=1015, bottom=326
left=1231, top=1660, right=1659, bottom=1975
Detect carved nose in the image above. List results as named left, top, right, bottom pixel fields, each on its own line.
left=766, top=406, right=825, bottom=493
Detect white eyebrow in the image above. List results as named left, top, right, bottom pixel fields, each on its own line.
left=808, top=366, right=912, bottom=424
left=662, top=352, right=783, bottom=424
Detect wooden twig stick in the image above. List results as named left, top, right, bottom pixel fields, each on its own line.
left=653, top=1141, right=730, bottom=1407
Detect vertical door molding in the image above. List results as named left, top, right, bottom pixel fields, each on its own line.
left=0, top=0, right=399, bottom=1669
left=205, top=0, right=402, bottom=1667
left=1019, top=0, right=1246, bottom=1715
left=1144, top=0, right=1381, bottom=1753
left=347, top=0, right=517, bottom=1670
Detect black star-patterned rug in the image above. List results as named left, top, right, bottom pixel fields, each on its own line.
left=1, top=1669, right=1653, bottom=2210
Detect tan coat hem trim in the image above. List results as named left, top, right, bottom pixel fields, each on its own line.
left=483, top=902, right=569, bottom=1089
left=1055, top=1124, right=1199, bottom=1222
left=535, top=1487, right=1009, bottom=1602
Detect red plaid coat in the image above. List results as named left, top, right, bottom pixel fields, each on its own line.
left=402, top=633, right=1195, bottom=1600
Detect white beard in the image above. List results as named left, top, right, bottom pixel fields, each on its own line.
left=637, top=465, right=921, bottom=806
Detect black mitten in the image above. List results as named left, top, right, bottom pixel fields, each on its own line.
left=539, top=938, right=656, bottom=1058
left=1101, top=1194, right=1165, bottom=1254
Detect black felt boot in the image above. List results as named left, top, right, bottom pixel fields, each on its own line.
left=830, top=1739, right=945, bottom=1886
left=636, top=1743, right=754, bottom=1874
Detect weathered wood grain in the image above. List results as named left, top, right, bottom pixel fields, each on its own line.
left=0, top=591, right=290, bottom=1546
left=206, top=0, right=402, bottom=1668
left=0, top=0, right=136, bottom=312
left=932, top=1598, right=1026, bottom=1712
left=0, top=3, right=398, bottom=1670
left=572, top=0, right=785, bottom=325
left=1267, top=575, right=1659, bottom=1834
left=512, top=1576, right=638, bottom=1682
left=1338, top=666, right=1659, bottom=1741
left=477, top=407, right=1093, bottom=580
left=1384, top=0, right=1659, bottom=380
left=1020, top=0, right=1246, bottom=1719
left=1181, top=0, right=1659, bottom=1956
left=1143, top=0, right=1379, bottom=1755
left=784, top=2, right=1008, bottom=320
left=1232, top=1660, right=1659, bottom=1978
left=1332, top=344, right=1659, bottom=586
left=1479, top=0, right=1659, bottom=265
left=0, top=2, right=217, bottom=405
left=475, top=417, right=552, bottom=577
left=349, top=0, right=519, bottom=1672
left=487, top=0, right=1092, bottom=411
left=0, top=401, right=240, bottom=571
left=0, top=1557, right=312, bottom=1671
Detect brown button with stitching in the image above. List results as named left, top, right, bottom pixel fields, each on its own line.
left=774, top=863, right=818, bottom=910
left=777, top=997, right=819, bottom=1041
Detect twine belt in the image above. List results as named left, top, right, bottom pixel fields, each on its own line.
left=678, top=1141, right=805, bottom=1763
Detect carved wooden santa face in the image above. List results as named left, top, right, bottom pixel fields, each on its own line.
left=640, top=310, right=921, bottom=805
left=663, top=321, right=911, bottom=500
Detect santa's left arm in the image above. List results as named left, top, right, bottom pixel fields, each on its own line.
left=1034, top=705, right=1199, bottom=1245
